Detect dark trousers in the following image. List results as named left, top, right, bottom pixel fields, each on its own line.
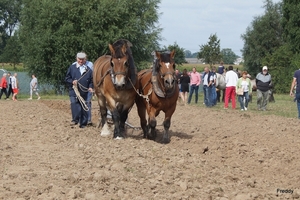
left=70, top=96, right=88, bottom=127
left=295, top=92, right=300, bottom=119
left=86, top=91, right=93, bottom=122
left=7, top=84, right=13, bottom=98
left=0, top=88, right=8, bottom=99
left=188, top=84, right=199, bottom=104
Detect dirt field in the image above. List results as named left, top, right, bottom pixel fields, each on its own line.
left=1, top=99, right=300, bottom=200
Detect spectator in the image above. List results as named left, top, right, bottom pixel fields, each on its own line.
left=65, top=52, right=93, bottom=128
left=236, top=71, right=252, bottom=111
left=224, top=65, right=238, bottom=109
left=202, top=67, right=213, bottom=107
left=28, top=74, right=41, bottom=100
left=7, top=72, right=13, bottom=99
left=256, top=66, right=272, bottom=111
left=218, top=61, right=225, bottom=74
left=11, top=73, right=18, bottom=101
left=211, top=66, right=217, bottom=105
left=0, top=73, right=8, bottom=99
left=289, top=69, right=300, bottom=119
left=179, top=69, right=190, bottom=105
left=187, top=67, right=201, bottom=104
left=175, top=69, right=181, bottom=104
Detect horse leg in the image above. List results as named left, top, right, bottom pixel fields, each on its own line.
left=147, top=108, right=157, bottom=140
left=161, top=109, right=174, bottom=144
left=162, top=118, right=171, bottom=144
left=136, top=97, right=148, bottom=138
left=97, top=95, right=111, bottom=137
left=111, top=108, right=123, bottom=139
left=117, top=104, right=129, bottom=138
left=216, top=90, right=221, bottom=102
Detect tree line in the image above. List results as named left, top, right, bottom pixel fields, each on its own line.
left=241, top=0, right=300, bottom=93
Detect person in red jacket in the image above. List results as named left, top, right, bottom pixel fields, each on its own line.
left=0, top=73, right=8, bottom=99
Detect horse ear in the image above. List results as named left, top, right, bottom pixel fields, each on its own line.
left=155, top=51, right=161, bottom=60
left=109, top=44, right=115, bottom=56
left=170, top=50, right=175, bottom=59
left=121, top=44, right=127, bottom=55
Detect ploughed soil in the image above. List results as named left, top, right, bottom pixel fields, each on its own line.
left=0, top=98, right=300, bottom=200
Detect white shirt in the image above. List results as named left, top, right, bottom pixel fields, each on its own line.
left=225, top=70, right=238, bottom=87
left=203, top=73, right=214, bottom=86
left=11, top=76, right=17, bottom=89
left=241, top=80, right=249, bottom=92
left=30, top=77, right=38, bottom=89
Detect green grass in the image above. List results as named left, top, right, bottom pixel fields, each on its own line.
left=0, top=63, right=26, bottom=72
left=187, top=91, right=298, bottom=119
left=15, top=93, right=69, bottom=100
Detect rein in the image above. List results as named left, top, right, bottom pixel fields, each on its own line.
left=73, top=73, right=90, bottom=111
left=96, top=68, right=110, bottom=87
left=128, top=76, right=152, bottom=107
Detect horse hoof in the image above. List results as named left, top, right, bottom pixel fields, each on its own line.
left=100, top=123, right=111, bottom=137
left=161, top=137, right=170, bottom=144
left=114, top=136, right=124, bottom=140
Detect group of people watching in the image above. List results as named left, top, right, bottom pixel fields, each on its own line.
left=176, top=63, right=274, bottom=112
left=0, top=72, right=41, bottom=101
left=0, top=72, right=19, bottom=101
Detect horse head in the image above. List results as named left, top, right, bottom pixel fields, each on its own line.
left=108, top=40, right=130, bottom=89
left=155, top=50, right=176, bottom=91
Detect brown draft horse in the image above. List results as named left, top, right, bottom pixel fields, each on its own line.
left=93, top=39, right=138, bottom=139
left=136, top=51, right=179, bottom=143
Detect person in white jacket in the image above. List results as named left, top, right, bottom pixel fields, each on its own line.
left=224, top=66, right=238, bottom=109
left=11, top=73, right=18, bottom=101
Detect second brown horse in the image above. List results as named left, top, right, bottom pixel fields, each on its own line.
left=136, top=51, right=178, bottom=143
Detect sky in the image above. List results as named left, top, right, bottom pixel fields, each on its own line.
left=158, top=0, right=281, bottom=57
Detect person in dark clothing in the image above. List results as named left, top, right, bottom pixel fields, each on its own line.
left=202, top=67, right=214, bottom=107
left=179, top=69, right=190, bottom=105
left=6, top=72, right=13, bottom=99
left=65, top=52, right=93, bottom=128
left=290, top=69, right=300, bottom=119
left=256, top=66, right=272, bottom=111
left=0, top=73, right=8, bottom=99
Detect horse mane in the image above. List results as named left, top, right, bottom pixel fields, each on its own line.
left=159, top=52, right=173, bottom=63
left=111, top=39, right=132, bottom=58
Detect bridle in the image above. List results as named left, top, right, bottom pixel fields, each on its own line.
left=157, top=61, right=176, bottom=80
left=109, top=56, right=130, bottom=86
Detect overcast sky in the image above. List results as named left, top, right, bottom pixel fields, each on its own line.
left=158, top=0, right=281, bottom=57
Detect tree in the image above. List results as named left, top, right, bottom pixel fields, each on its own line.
left=220, top=48, right=238, bottom=64
left=19, top=0, right=161, bottom=88
left=184, top=50, right=192, bottom=58
left=282, top=0, right=300, bottom=54
left=262, top=44, right=297, bottom=93
left=241, top=0, right=283, bottom=75
left=198, top=33, right=222, bottom=67
left=0, top=0, right=22, bottom=54
left=191, top=52, right=198, bottom=58
left=162, top=42, right=186, bottom=65
left=0, top=33, right=22, bottom=69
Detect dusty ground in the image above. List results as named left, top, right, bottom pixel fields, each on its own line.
left=0, top=98, right=300, bottom=200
